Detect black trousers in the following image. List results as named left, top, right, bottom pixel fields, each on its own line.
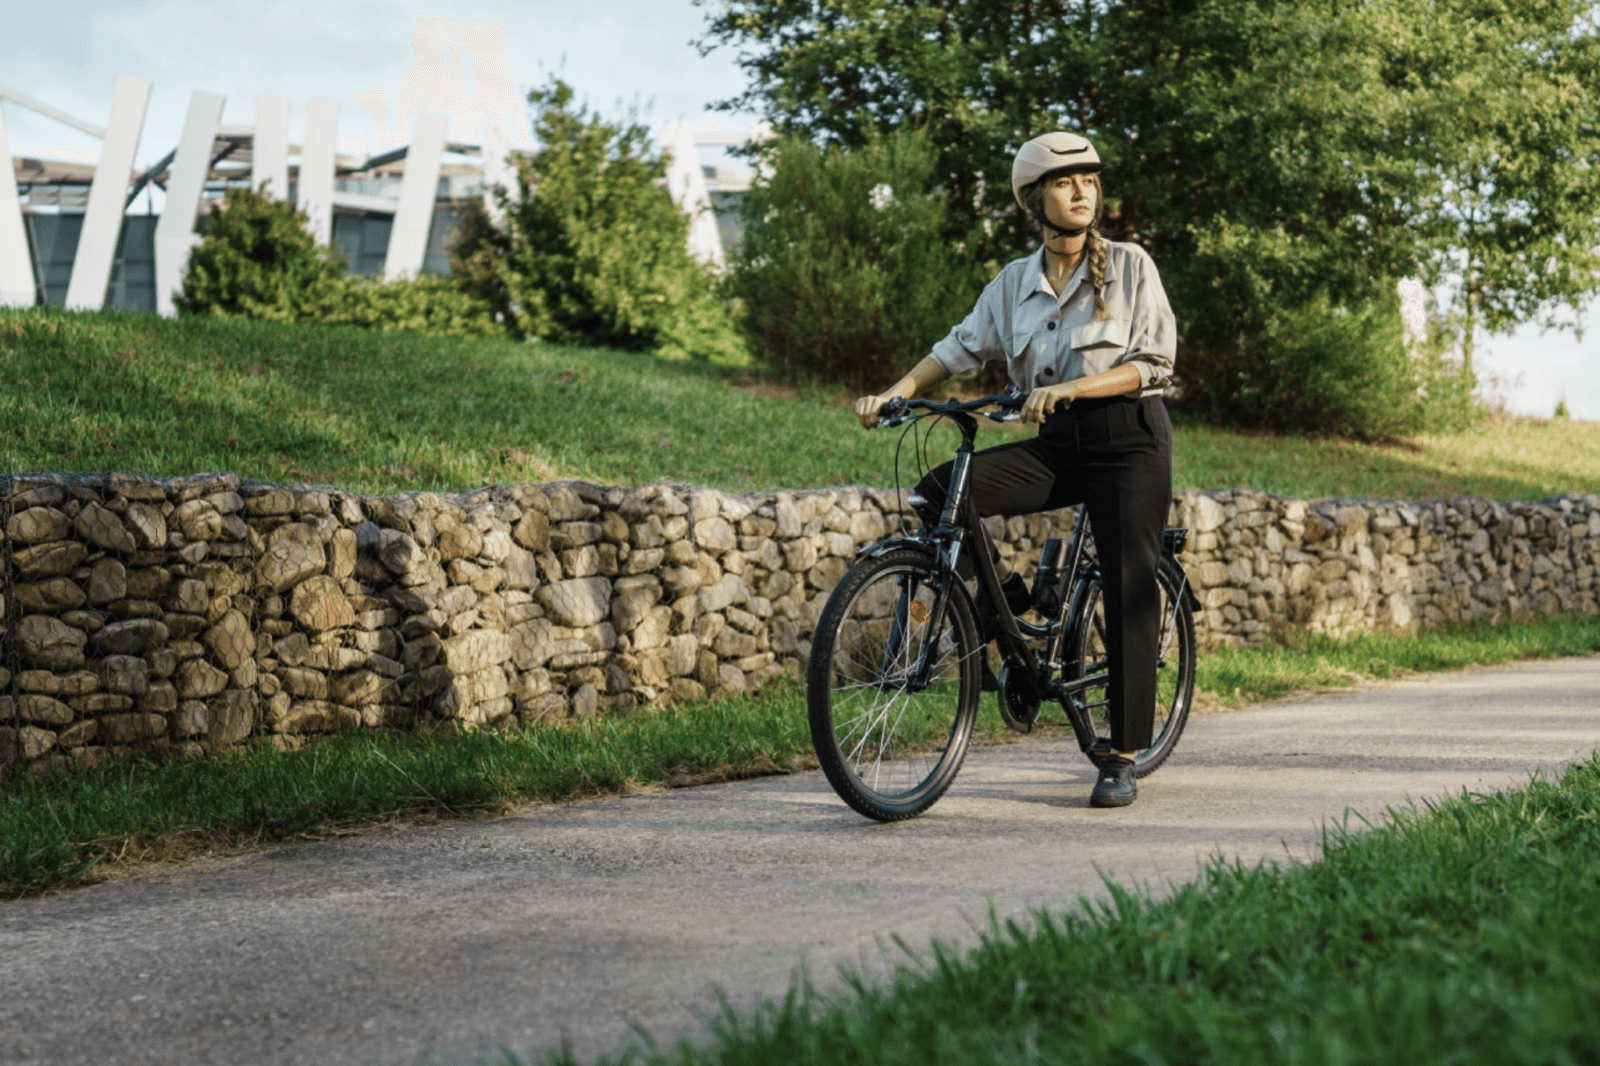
left=914, top=395, right=1173, bottom=751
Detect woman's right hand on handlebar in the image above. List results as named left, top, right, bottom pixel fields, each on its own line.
left=855, top=394, right=894, bottom=429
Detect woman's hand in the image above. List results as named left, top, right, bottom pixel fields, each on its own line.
left=1021, top=381, right=1078, bottom=424
left=855, top=394, right=894, bottom=429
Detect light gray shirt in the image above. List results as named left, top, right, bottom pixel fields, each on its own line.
left=928, top=240, right=1177, bottom=397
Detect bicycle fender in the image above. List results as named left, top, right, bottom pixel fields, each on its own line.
left=854, top=537, right=937, bottom=561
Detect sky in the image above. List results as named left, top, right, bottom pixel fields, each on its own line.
left=1, top=0, right=1593, bottom=419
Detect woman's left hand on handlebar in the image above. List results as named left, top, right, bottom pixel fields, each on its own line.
left=1021, top=382, right=1077, bottom=424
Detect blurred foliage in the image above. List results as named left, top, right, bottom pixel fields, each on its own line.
left=699, top=0, right=1600, bottom=436
left=726, top=126, right=986, bottom=389
left=452, top=77, right=746, bottom=363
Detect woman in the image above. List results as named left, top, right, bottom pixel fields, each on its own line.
left=854, top=131, right=1177, bottom=809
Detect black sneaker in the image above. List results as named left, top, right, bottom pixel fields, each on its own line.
left=1089, top=755, right=1138, bottom=808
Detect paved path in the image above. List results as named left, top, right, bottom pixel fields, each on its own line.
left=4, top=657, right=1599, bottom=1066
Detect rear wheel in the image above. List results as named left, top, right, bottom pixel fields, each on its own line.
left=808, top=550, right=981, bottom=821
left=1064, top=559, right=1196, bottom=777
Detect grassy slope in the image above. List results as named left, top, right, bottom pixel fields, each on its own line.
left=3, top=307, right=1599, bottom=500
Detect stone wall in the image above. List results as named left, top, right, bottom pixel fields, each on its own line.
left=2, top=472, right=1596, bottom=772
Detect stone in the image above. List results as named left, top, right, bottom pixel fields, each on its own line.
left=75, top=501, right=138, bottom=552
left=172, top=701, right=208, bottom=737
left=700, top=574, right=748, bottom=613
left=332, top=670, right=385, bottom=706
left=125, top=567, right=171, bottom=600
left=503, top=547, right=540, bottom=590
left=437, top=520, right=484, bottom=562
left=8, top=506, right=71, bottom=543
left=289, top=576, right=355, bottom=632
left=610, top=576, right=662, bottom=632
left=124, top=502, right=168, bottom=549
left=257, top=539, right=325, bottom=593
left=536, top=577, right=613, bottom=628
left=85, top=558, right=128, bottom=605
left=18, top=615, right=88, bottom=669
left=200, top=609, right=255, bottom=669
left=92, top=618, right=169, bottom=656
left=100, top=655, right=150, bottom=697
left=693, top=517, right=738, bottom=553
left=442, top=629, right=512, bottom=674
left=70, top=693, right=134, bottom=714
left=58, top=719, right=98, bottom=748
left=279, top=667, right=329, bottom=700
left=510, top=620, right=556, bottom=670
left=143, top=680, right=179, bottom=713
left=328, top=527, right=357, bottom=581
left=245, top=488, right=296, bottom=516
left=15, top=540, right=87, bottom=580
left=783, top=538, right=818, bottom=572
left=177, top=658, right=230, bottom=699
left=17, top=577, right=87, bottom=612
left=514, top=510, right=551, bottom=552
left=8, top=694, right=72, bottom=725
left=207, top=691, right=258, bottom=744
left=171, top=499, right=223, bottom=541
left=100, top=713, right=167, bottom=744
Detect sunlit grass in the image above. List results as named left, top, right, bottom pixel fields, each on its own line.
left=3, top=307, right=1597, bottom=500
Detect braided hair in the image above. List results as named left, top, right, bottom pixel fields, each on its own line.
left=1023, top=173, right=1111, bottom=321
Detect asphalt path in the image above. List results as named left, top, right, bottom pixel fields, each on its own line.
left=3, top=657, right=1599, bottom=1066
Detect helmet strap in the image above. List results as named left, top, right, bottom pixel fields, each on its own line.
left=1033, top=208, right=1087, bottom=240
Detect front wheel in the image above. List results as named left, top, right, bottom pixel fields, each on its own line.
left=1063, top=558, right=1196, bottom=778
left=807, top=549, right=981, bottom=821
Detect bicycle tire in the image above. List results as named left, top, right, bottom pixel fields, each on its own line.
left=1062, top=557, right=1196, bottom=778
left=807, top=549, right=981, bottom=821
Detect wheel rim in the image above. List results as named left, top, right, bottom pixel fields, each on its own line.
left=1077, top=573, right=1189, bottom=765
left=822, top=563, right=974, bottom=803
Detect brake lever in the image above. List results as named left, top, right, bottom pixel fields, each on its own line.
left=984, top=410, right=1022, bottom=423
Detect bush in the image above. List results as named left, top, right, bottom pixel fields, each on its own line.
left=179, top=187, right=502, bottom=339
left=300, top=274, right=503, bottom=339
left=1177, top=289, right=1479, bottom=439
left=177, top=187, right=344, bottom=322
left=726, top=128, right=986, bottom=391
left=451, top=78, right=745, bottom=362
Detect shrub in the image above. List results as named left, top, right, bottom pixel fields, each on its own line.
left=451, top=77, right=745, bottom=362
left=726, top=127, right=986, bottom=391
left=179, top=187, right=501, bottom=339
left=177, top=186, right=344, bottom=321
left=1177, top=289, right=1479, bottom=439
left=300, top=274, right=503, bottom=339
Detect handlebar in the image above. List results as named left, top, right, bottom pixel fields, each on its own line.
left=877, top=390, right=1025, bottom=428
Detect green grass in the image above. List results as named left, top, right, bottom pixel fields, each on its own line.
left=560, top=753, right=1600, bottom=1066
left=5, top=613, right=1598, bottom=891
left=3, top=306, right=1598, bottom=500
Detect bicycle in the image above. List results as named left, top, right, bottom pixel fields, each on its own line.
left=807, top=390, right=1199, bottom=822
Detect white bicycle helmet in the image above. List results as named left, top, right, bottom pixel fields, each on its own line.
left=1011, top=131, right=1104, bottom=236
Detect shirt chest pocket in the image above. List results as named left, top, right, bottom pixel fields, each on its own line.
left=1068, top=318, right=1130, bottom=354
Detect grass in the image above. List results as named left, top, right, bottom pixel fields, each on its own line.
left=3, top=306, right=1599, bottom=500
left=553, top=753, right=1600, bottom=1066
left=5, top=612, right=1598, bottom=892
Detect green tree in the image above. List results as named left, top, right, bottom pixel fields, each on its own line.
left=452, top=77, right=744, bottom=362
left=698, top=0, right=1600, bottom=433
left=728, top=126, right=986, bottom=389
left=177, top=186, right=344, bottom=320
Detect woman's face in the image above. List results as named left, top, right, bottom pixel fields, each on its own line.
left=1040, top=172, right=1099, bottom=233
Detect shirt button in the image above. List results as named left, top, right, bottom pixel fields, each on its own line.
left=1047, top=322, right=1057, bottom=331
left=1043, top=367, right=1053, bottom=376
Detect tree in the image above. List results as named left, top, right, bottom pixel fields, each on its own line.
left=698, top=0, right=1600, bottom=431
left=727, top=126, right=988, bottom=389
left=177, top=186, right=344, bottom=321
left=452, top=77, right=744, bottom=362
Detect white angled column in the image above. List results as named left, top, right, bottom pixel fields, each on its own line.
left=298, top=98, right=338, bottom=245
left=154, top=89, right=224, bottom=317
left=254, top=95, right=289, bottom=200
left=384, top=111, right=447, bottom=281
left=659, top=122, right=724, bottom=270
left=65, top=73, right=150, bottom=311
left=479, top=119, right=518, bottom=227
left=0, top=104, right=36, bottom=307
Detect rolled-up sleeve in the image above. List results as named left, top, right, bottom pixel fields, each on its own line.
left=1120, top=248, right=1178, bottom=392
left=929, top=275, right=1008, bottom=377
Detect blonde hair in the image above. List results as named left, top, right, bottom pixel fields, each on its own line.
left=1024, top=172, right=1111, bottom=320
